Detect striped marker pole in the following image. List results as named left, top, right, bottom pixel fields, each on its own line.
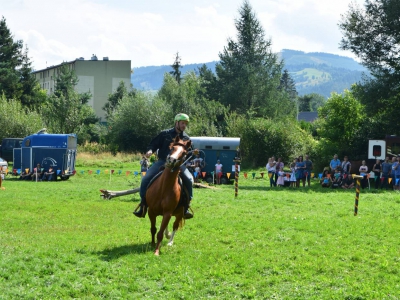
left=234, top=159, right=241, bottom=197
left=353, top=175, right=363, bottom=216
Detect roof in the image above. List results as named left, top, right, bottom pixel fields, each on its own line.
left=298, top=112, right=318, bottom=123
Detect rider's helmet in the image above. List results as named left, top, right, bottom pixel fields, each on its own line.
left=174, top=113, right=190, bottom=123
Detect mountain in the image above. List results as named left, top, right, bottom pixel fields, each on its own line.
left=131, top=50, right=368, bottom=98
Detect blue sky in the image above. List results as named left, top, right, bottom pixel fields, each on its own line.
left=2, top=0, right=364, bottom=70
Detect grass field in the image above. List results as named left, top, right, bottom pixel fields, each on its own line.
left=1, top=158, right=399, bottom=299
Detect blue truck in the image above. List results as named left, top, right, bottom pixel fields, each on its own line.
left=13, top=133, right=77, bottom=180
left=190, top=137, right=240, bottom=184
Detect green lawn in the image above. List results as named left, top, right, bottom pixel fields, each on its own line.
left=1, top=169, right=399, bottom=299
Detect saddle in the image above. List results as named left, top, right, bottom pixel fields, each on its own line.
left=146, top=170, right=189, bottom=206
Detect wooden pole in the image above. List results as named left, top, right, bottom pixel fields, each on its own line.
left=353, top=175, right=363, bottom=216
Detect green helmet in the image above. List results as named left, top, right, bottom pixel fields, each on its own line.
left=174, top=113, right=190, bottom=123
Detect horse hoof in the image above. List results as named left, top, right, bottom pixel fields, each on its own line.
left=167, top=242, right=173, bottom=247
left=154, top=250, right=160, bottom=256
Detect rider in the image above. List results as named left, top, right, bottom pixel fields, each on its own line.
left=133, top=113, right=194, bottom=219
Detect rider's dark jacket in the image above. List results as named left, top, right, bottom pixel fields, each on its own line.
left=147, top=127, right=190, bottom=161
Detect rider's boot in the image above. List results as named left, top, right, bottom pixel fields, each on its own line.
left=183, top=200, right=193, bottom=219
left=133, top=198, right=147, bottom=218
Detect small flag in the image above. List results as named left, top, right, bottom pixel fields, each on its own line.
left=227, top=173, right=231, bottom=179
left=252, top=172, right=256, bottom=179
left=88, top=170, right=93, bottom=175
left=118, top=170, right=122, bottom=175
left=311, top=173, right=314, bottom=178
left=134, top=171, right=139, bottom=176
left=96, top=170, right=100, bottom=175
left=268, top=173, right=272, bottom=179
left=194, top=172, right=198, bottom=178
left=244, top=172, right=248, bottom=179
left=141, top=172, right=146, bottom=177
left=80, top=170, right=84, bottom=174
left=105, top=169, right=109, bottom=174
left=126, top=171, right=130, bottom=176
left=389, top=178, right=392, bottom=184
left=318, top=173, right=322, bottom=179
left=202, top=172, right=206, bottom=178
left=260, top=172, right=264, bottom=178
left=111, top=170, right=115, bottom=174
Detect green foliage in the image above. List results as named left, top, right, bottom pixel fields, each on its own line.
left=225, top=112, right=316, bottom=167
left=107, top=91, right=172, bottom=152
left=216, top=1, right=295, bottom=118
left=158, top=72, right=228, bottom=136
left=170, top=52, right=182, bottom=84
left=315, top=90, right=366, bottom=165
left=41, top=63, right=99, bottom=137
left=0, top=94, right=43, bottom=140
left=298, top=93, right=326, bottom=112
left=103, top=81, right=135, bottom=120
left=279, top=69, right=298, bottom=101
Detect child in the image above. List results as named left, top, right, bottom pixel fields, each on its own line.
left=215, top=160, right=223, bottom=184
left=276, top=167, right=285, bottom=187
left=289, top=158, right=297, bottom=188
left=331, top=168, right=343, bottom=188
left=320, top=169, right=331, bottom=188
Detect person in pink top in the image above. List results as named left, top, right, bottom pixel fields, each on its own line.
left=215, top=160, right=223, bottom=184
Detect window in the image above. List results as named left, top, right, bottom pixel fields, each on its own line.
left=372, top=145, right=381, bottom=156
left=205, top=146, right=212, bottom=149
left=223, top=146, right=230, bottom=150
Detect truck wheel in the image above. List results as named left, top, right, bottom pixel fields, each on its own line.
left=220, top=177, right=230, bottom=185
left=205, top=175, right=214, bottom=184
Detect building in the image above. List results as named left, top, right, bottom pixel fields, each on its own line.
left=33, top=55, right=131, bottom=121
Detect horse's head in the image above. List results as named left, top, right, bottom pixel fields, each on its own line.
left=165, top=136, right=192, bottom=171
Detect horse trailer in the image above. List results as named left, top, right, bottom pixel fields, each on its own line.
left=13, top=133, right=77, bottom=180
left=190, top=137, right=240, bottom=184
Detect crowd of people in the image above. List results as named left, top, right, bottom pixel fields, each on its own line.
left=265, top=155, right=314, bottom=188
left=265, top=154, right=400, bottom=191
left=19, top=163, right=56, bottom=181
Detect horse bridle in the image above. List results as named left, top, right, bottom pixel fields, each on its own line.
left=165, top=143, right=190, bottom=172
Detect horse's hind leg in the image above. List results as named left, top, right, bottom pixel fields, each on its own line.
left=154, top=214, right=171, bottom=256
left=167, top=216, right=182, bottom=247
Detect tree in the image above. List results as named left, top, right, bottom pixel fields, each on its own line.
left=0, top=94, right=43, bottom=141
left=279, top=69, right=297, bottom=101
left=316, top=90, right=366, bottom=160
left=298, top=93, right=326, bottom=112
left=339, top=0, right=400, bottom=81
left=102, top=81, right=135, bottom=120
left=170, top=52, right=182, bottom=84
left=339, top=0, right=400, bottom=135
left=41, top=63, right=98, bottom=135
left=216, top=1, right=294, bottom=118
left=0, top=16, right=43, bottom=108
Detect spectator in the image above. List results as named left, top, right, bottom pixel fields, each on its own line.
left=266, top=158, right=276, bottom=187
left=194, top=161, right=202, bottom=183
left=372, top=159, right=382, bottom=189
left=381, top=157, right=392, bottom=190
left=43, top=166, right=55, bottom=181
left=276, top=166, right=285, bottom=187
left=359, top=160, right=369, bottom=189
left=19, top=170, right=32, bottom=180
left=392, top=155, right=400, bottom=191
left=296, top=155, right=306, bottom=187
left=341, top=156, right=351, bottom=175
left=342, top=174, right=355, bottom=189
left=391, top=157, right=397, bottom=190
left=331, top=167, right=343, bottom=188
left=215, top=159, right=223, bottom=184
left=289, top=158, right=297, bottom=188
left=304, top=154, right=313, bottom=187
left=320, top=169, right=331, bottom=188
left=140, top=156, right=150, bottom=173
left=330, top=154, right=341, bottom=175
left=31, top=163, right=44, bottom=181
left=275, top=157, right=284, bottom=185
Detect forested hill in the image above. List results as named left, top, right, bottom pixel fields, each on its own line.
left=131, top=49, right=368, bottom=98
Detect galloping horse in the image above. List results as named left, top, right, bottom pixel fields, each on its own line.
left=145, top=136, right=192, bottom=255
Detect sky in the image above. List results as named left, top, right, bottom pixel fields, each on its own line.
left=2, top=0, right=365, bottom=71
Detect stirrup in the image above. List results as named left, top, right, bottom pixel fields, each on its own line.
left=183, top=207, right=194, bottom=220
left=133, top=204, right=147, bottom=218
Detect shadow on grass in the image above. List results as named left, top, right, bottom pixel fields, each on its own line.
left=90, top=243, right=154, bottom=261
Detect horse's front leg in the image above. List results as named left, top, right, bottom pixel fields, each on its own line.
left=155, top=213, right=172, bottom=256
left=149, top=210, right=157, bottom=247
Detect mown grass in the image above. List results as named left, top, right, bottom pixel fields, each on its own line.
left=1, top=156, right=399, bottom=299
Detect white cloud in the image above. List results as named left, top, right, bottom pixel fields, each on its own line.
left=2, top=0, right=366, bottom=69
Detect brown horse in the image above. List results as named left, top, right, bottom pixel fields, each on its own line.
left=146, top=136, right=192, bottom=255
